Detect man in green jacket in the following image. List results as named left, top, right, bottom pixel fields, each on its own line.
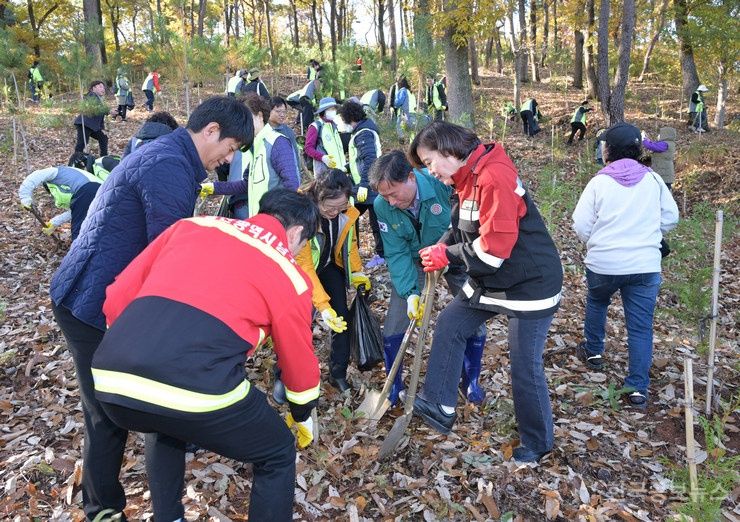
left=370, top=150, right=487, bottom=405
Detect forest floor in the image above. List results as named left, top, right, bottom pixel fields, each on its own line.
left=0, top=70, right=738, bottom=521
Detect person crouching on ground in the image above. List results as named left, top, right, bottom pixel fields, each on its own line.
left=409, top=121, right=563, bottom=464
left=92, top=190, right=321, bottom=522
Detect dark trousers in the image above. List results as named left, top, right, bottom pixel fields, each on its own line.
left=143, top=89, right=155, bottom=111
left=75, top=124, right=108, bottom=155
left=520, top=110, right=540, bottom=137
left=433, top=109, right=444, bottom=121
left=101, top=388, right=296, bottom=522
left=355, top=203, right=384, bottom=257
left=299, top=98, right=314, bottom=133
left=116, top=104, right=127, bottom=121
left=422, top=294, right=555, bottom=453
left=317, top=262, right=351, bottom=377
left=51, top=302, right=129, bottom=521
left=568, top=121, right=586, bottom=143
left=70, top=182, right=101, bottom=240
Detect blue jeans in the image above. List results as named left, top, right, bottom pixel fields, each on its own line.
left=144, top=89, right=155, bottom=110
left=584, top=269, right=661, bottom=393
left=422, top=294, right=554, bottom=453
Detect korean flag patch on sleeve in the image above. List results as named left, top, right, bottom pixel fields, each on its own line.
left=379, top=221, right=389, bottom=233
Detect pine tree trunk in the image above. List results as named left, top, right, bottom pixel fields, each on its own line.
left=83, top=0, right=104, bottom=72
left=552, top=0, right=558, bottom=50
left=596, top=0, right=611, bottom=123
left=529, top=0, right=540, bottom=81
left=495, top=28, right=504, bottom=74
left=674, top=0, right=701, bottom=100
left=413, top=0, right=432, bottom=55
left=573, top=30, right=584, bottom=89
left=311, top=0, right=324, bottom=52
left=329, top=0, right=337, bottom=62
left=638, top=0, right=668, bottom=81
left=264, top=0, right=275, bottom=64
left=288, top=0, right=299, bottom=47
left=508, top=6, right=522, bottom=108
left=585, top=0, right=599, bottom=98
left=197, top=0, right=206, bottom=37
left=607, top=0, right=635, bottom=124
left=469, top=38, right=481, bottom=85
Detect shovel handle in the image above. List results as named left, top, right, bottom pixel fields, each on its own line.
left=401, top=270, right=441, bottom=415
left=26, top=205, right=63, bottom=247
left=377, top=317, right=416, bottom=399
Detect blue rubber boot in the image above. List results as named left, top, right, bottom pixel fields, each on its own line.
left=383, top=333, right=405, bottom=406
left=461, top=335, right=486, bottom=404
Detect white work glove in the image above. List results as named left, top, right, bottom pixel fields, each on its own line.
left=406, top=294, right=423, bottom=323
left=20, top=197, right=33, bottom=210
left=321, top=155, right=336, bottom=168
left=285, top=413, right=314, bottom=448
left=320, top=308, right=348, bottom=333
left=357, top=186, right=368, bottom=203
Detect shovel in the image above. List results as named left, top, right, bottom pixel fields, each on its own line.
left=378, top=270, right=441, bottom=460
left=356, top=317, right=416, bottom=422
left=26, top=205, right=63, bottom=247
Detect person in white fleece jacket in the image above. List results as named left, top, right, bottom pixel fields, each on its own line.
left=572, top=122, right=679, bottom=409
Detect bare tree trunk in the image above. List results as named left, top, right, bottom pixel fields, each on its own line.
left=638, top=0, right=668, bottom=81
left=388, top=0, right=398, bottom=72
left=552, top=0, right=558, bottom=49
left=328, top=0, right=337, bottom=62
left=518, top=0, right=529, bottom=83
left=585, top=0, right=598, bottom=98
left=541, top=0, right=549, bottom=67
left=223, top=0, right=231, bottom=46
left=288, top=0, right=299, bottom=47
left=597, top=0, right=635, bottom=125
left=398, top=0, right=404, bottom=47
left=508, top=6, right=522, bottom=108
left=311, top=0, right=324, bottom=52
left=378, top=0, right=386, bottom=58
left=469, top=38, right=481, bottom=85
left=264, top=0, right=275, bottom=64
left=573, top=30, right=584, bottom=89
left=674, top=0, right=701, bottom=99
left=484, top=37, right=493, bottom=68
left=529, top=0, right=540, bottom=81
left=714, top=66, right=727, bottom=128
left=495, top=27, right=504, bottom=74
left=27, top=1, right=60, bottom=58
left=96, top=0, right=107, bottom=65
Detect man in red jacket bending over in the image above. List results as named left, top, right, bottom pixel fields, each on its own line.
left=92, top=189, right=321, bottom=522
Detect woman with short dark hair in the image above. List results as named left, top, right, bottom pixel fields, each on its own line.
left=409, top=121, right=563, bottom=464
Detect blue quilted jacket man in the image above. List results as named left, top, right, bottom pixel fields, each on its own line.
left=49, top=96, right=253, bottom=522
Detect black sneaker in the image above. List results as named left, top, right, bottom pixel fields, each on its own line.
left=412, top=396, right=456, bottom=435
left=576, top=342, right=604, bottom=371
left=626, top=391, right=647, bottom=410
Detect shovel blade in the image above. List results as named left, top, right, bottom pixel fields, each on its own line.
left=357, top=390, right=391, bottom=422
left=378, top=413, right=412, bottom=460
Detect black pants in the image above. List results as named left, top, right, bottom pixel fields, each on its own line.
left=356, top=203, right=384, bottom=257
left=317, top=262, right=351, bottom=378
left=520, top=110, right=540, bottom=137
left=70, top=182, right=101, bottom=240
left=116, top=104, right=127, bottom=121
left=51, top=302, right=129, bottom=521
left=75, top=124, right=108, bottom=155
left=568, top=121, right=586, bottom=143
left=101, top=388, right=296, bottom=522
left=299, top=98, right=314, bottom=133
left=434, top=109, right=444, bottom=121
left=144, top=89, right=155, bottom=111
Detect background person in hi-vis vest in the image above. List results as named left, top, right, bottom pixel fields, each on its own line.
left=18, top=166, right=103, bottom=239
left=337, top=99, right=386, bottom=268
left=305, top=97, right=347, bottom=177
left=200, top=94, right=301, bottom=218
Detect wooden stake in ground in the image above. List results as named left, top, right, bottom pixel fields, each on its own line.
left=705, top=209, right=724, bottom=415
left=683, top=357, right=699, bottom=503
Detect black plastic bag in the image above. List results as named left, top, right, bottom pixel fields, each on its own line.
left=126, top=91, right=135, bottom=110
left=348, top=288, right=384, bottom=371
left=660, top=238, right=671, bottom=258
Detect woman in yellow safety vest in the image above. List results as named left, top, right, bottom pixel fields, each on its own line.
left=305, top=97, right=347, bottom=177
left=200, top=94, right=301, bottom=218
left=295, top=169, right=370, bottom=392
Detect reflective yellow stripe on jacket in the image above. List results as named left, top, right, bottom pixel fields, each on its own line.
left=285, top=383, right=321, bottom=405
left=92, top=368, right=250, bottom=413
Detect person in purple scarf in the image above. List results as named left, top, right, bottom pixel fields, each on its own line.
left=572, top=122, right=679, bottom=409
